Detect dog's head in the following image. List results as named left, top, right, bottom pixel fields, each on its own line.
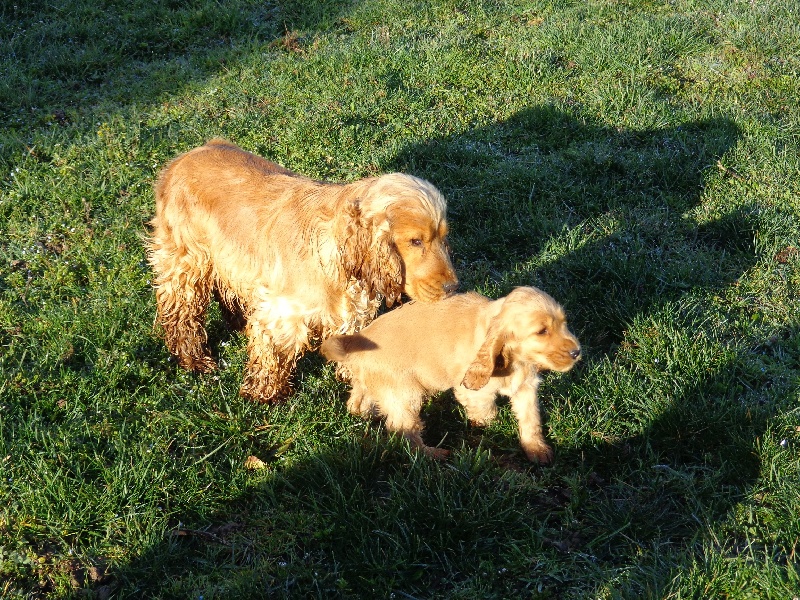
left=359, top=174, right=458, bottom=304
left=462, top=286, right=581, bottom=390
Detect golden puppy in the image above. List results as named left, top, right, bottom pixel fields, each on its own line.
left=321, top=286, right=581, bottom=462
left=147, top=139, right=458, bottom=402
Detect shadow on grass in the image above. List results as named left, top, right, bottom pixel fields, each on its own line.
left=0, top=0, right=344, bottom=134
left=99, top=334, right=796, bottom=598
left=389, top=106, right=750, bottom=353
left=82, top=107, right=799, bottom=598
left=105, top=331, right=794, bottom=598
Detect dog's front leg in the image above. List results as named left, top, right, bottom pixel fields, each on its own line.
left=509, top=375, right=553, bottom=464
left=240, top=319, right=296, bottom=402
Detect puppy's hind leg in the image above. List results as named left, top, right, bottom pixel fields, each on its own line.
left=148, top=235, right=216, bottom=373
left=379, top=389, right=449, bottom=460
left=346, top=384, right=377, bottom=418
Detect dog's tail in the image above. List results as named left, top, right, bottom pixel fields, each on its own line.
left=320, top=334, right=378, bottom=363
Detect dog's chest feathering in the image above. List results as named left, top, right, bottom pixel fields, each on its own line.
left=336, top=277, right=382, bottom=335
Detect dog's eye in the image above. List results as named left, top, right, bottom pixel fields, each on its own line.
left=536, top=328, right=549, bottom=336
left=410, top=238, right=423, bottom=247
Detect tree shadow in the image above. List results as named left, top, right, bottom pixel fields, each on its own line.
left=0, top=0, right=348, bottom=135
left=536, top=328, right=796, bottom=596
left=388, top=106, right=749, bottom=354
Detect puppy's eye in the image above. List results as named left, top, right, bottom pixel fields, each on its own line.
left=536, top=328, right=549, bottom=336
left=410, top=238, right=423, bottom=247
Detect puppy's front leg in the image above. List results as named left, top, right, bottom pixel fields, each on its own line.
left=509, top=376, right=553, bottom=464
left=454, top=386, right=498, bottom=427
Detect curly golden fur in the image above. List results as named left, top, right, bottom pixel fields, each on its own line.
left=147, top=139, right=458, bottom=402
left=321, top=286, right=581, bottom=463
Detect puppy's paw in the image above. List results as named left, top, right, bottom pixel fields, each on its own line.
left=346, top=394, right=374, bottom=417
left=521, top=439, right=554, bottom=465
left=421, top=446, right=450, bottom=461
left=461, top=363, right=492, bottom=390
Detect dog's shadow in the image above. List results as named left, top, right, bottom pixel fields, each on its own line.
left=328, top=105, right=761, bottom=461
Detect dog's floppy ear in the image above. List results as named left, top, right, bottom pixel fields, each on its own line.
left=461, top=318, right=509, bottom=390
left=371, top=230, right=403, bottom=306
left=340, top=200, right=403, bottom=306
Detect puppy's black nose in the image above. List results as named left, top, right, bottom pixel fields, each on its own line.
left=443, top=281, right=459, bottom=294
left=569, top=348, right=581, bottom=360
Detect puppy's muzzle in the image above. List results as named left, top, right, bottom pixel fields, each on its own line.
left=443, top=280, right=459, bottom=295
left=569, top=348, right=581, bottom=360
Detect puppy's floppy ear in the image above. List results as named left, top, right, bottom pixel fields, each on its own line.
left=462, top=319, right=508, bottom=390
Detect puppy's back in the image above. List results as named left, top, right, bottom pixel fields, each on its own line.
left=323, top=292, right=494, bottom=388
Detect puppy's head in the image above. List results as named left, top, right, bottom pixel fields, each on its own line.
left=462, top=286, right=581, bottom=390
left=501, top=287, right=581, bottom=372
left=364, top=174, right=458, bottom=303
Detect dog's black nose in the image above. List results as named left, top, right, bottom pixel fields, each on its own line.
left=443, top=281, right=459, bottom=294
left=569, top=348, right=581, bottom=360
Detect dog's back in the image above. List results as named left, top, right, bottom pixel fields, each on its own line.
left=159, top=138, right=298, bottom=190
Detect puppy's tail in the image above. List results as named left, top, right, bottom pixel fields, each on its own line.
left=320, top=334, right=378, bottom=363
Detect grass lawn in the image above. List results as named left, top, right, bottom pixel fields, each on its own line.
left=1, top=0, right=799, bottom=597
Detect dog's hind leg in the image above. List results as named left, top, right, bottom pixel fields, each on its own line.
left=214, top=288, right=247, bottom=332
left=148, top=235, right=216, bottom=373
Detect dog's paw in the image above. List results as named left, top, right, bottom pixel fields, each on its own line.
left=181, top=355, right=217, bottom=373
left=239, top=379, right=291, bottom=404
left=521, top=439, right=553, bottom=465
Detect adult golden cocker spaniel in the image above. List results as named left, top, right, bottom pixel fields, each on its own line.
left=321, top=286, right=581, bottom=463
left=147, top=139, right=458, bottom=402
